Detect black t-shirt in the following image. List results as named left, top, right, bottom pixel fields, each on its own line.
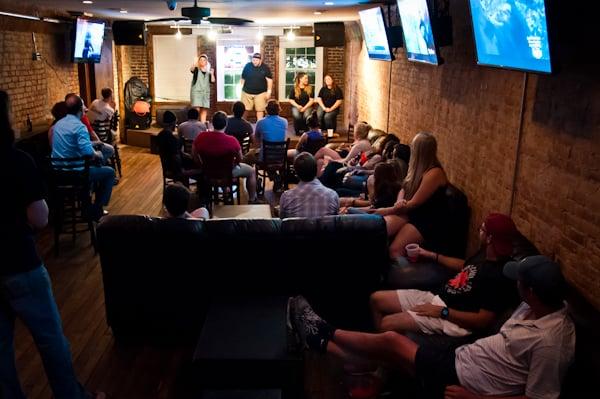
left=439, top=256, right=517, bottom=314
left=288, top=87, right=312, bottom=106
left=225, top=116, right=253, bottom=144
left=318, top=86, right=344, bottom=108
left=241, top=63, right=272, bottom=94
left=0, top=148, right=46, bottom=276
left=157, top=129, right=183, bottom=172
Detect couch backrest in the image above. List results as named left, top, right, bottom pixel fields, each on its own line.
left=97, top=214, right=389, bottom=337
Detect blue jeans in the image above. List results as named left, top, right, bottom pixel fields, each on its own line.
left=291, top=107, right=313, bottom=135
left=89, top=165, right=115, bottom=206
left=317, top=106, right=339, bottom=131
left=0, top=266, right=89, bottom=399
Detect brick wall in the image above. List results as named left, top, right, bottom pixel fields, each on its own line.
left=0, top=17, right=78, bottom=136
left=345, top=1, right=600, bottom=308
left=119, top=45, right=149, bottom=87
left=261, top=36, right=279, bottom=100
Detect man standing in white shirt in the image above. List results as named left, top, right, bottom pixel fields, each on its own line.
left=290, top=255, right=575, bottom=399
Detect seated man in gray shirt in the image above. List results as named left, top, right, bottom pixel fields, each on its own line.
left=290, top=255, right=576, bottom=399
left=178, top=108, right=207, bottom=141
left=279, top=152, right=339, bottom=218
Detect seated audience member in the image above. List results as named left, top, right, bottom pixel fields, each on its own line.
left=178, top=108, right=207, bottom=141
left=52, top=94, right=115, bottom=220
left=287, top=111, right=325, bottom=160
left=87, top=87, right=115, bottom=123
left=225, top=101, right=253, bottom=147
left=279, top=152, right=339, bottom=218
left=370, top=213, right=519, bottom=337
left=163, top=183, right=209, bottom=219
left=47, top=101, right=68, bottom=145
left=156, top=111, right=201, bottom=187
left=316, top=74, right=343, bottom=132
left=193, top=111, right=259, bottom=203
left=65, top=93, right=114, bottom=163
left=340, top=160, right=404, bottom=213
left=289, top=72, right=314, bottom=135
left=290, top=255, right=575, bottom=399
left=1, top=90, right=106, bottom=399
left=314, top=121, right=372, bottom=177
left=374, top=132, right=448, bottom=259
left=245, top=99, right=287, bottom=164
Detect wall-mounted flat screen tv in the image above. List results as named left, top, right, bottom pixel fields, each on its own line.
left=397, top=0, right=439, bottom=65
left=468, top=0, right=552, bottom=73
left=358, top=7, right=393, bottom=61
left=73, top=18, right=105, bottom=63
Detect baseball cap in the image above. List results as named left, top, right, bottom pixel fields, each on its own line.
left=252, top=52, right=262, bottom=59
left=484, top=213, right=517, bottom=257
left=504, top=255, right=567, bottom=302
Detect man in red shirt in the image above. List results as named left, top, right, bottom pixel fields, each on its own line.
left=192, top=111, right=259, bottom=203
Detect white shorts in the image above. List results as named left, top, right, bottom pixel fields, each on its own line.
left=396, top=289, right=471, bottom=337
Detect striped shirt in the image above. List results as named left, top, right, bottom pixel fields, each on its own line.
left=279, top=179, right=339, bottom=218
left=455, top=302, right=575, bottom=399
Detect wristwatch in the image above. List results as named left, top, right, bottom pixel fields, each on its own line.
left=440, top=307, right=450, bottom=320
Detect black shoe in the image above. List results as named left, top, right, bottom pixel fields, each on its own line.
left=289, top=296, right=333, bottom=352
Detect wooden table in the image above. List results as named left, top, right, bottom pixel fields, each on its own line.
left=211, top=204, right=272, bottom=219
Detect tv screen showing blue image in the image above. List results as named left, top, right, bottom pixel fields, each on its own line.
left=73, top=18, right=105, bottom=63
left=396, top=0, right=439, bottom=65
left=358, top=7, right=393, bottom=61
left=469, top=0, right=552, bottom=73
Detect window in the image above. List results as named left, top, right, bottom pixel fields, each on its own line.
left=216, top=42, right=260, bottom=101
left=278, top=38, right=323, bottom=102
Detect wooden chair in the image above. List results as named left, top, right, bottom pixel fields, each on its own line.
left=255, top=138, right=290, bottom=195
left=92, top=113, right=122, bottom=177
left=46, top=156, right=96, bottom=256
left=241, top=135, right=251, bottom=155
left=200, top=154, right=241, bottom=213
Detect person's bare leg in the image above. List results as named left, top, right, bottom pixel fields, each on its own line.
left=256, top=111, right=264, bottom=120
left=380, top=312, right=420, bottom=333
left=330, top=330, right=419, bottom=377
left=314, top=146, right=341, bottom=161
left=327, top=341, right=378, bottom=373
left=383, top=214, right=409, bottom=237
left=200, top=108, right=208, bottom=123
left=367, top=174, right=375, bottom=199
left=370, top=291, right=403, bottom=331
left=389, top=223, right=423, bottom=259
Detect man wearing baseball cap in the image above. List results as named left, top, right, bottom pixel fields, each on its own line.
left=290, top=254, right=575, bottom=399
left=240, top=52, right=273, bottom=120
left=371, top=213, right=520, bottom=338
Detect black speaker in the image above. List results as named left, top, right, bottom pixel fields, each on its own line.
left=112, top=21, right=146, bottom=46
left=386, top=26, right=404, bottom=49
left=314, top=22, right=345, bottom=47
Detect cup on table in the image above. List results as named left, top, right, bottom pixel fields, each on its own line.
left=405, top=243, right=420, bottom=263
left=327, top=128, right=334, bottom=138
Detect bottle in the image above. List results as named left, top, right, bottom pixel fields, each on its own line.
left=26, top=114, right=33, bottom=132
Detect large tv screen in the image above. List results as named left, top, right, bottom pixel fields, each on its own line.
left=397, top=0, right=439, bottom=65
left=73, top=18, right=105, bottom=63
left=358, top=7, right=393, bottom=61
left=469, top=0, right=552, bottom=73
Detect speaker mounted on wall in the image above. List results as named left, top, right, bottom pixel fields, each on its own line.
left=314, top=22, right=345, bottom=47
left=112, top=21, right=147, bottom=46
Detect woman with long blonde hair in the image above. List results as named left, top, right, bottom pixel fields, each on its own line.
left=288, top=72, right=314, bottom=135
left=372, top=132, right=448, bottom=259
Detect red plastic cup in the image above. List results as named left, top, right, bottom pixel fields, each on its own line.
left=405, top=243, right=420, bottom=263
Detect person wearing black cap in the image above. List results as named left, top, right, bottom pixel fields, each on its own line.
left=240, top=52, right=273, bottom=120
left=289, top=255, right=575, bottom=399
left=156, top=111, right=200, bottom=186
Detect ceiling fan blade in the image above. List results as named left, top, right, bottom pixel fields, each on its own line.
left=145, top=17, right=190, bottom=23
left=206, top=17, right=253, bottom=26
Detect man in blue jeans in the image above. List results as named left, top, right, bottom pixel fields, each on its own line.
left=52, top=93, right=115, bottom=220
left=0, top=90, right=103, bottom=398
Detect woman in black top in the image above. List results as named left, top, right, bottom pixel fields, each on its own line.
left=316, top=74, right=343, bottom=132
left=288, top=72, right=314, bottom=135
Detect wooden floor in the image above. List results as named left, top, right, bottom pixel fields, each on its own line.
left=15, top=145, right=347, bottom=399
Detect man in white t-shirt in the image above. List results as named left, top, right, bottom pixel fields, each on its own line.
left=290, top=255, right=576, bottom=399
left=88, top=88, right=115, bottom=123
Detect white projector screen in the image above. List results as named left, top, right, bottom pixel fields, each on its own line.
left=153, top=35, right=197, bottom=102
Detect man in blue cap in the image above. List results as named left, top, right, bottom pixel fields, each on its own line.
left=290, top=255, right=576, bottom=398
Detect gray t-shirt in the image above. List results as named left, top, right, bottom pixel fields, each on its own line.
left=455, top=302, right=575, bottom=399
left=178, top=120, right=207, bottom=141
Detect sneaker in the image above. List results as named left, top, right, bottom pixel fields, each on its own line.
left=290, top=296, right=332, bottom=352
left=248, top=197, right=267, bottom=204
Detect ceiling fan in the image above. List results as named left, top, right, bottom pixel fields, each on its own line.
left=148, top=0, right=254, bottom=26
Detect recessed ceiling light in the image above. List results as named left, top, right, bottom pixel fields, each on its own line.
left=82, top=1, right=93, bottom=4
left=314, top=11, right=322, bottom=15
left=120, top=9, right=128, bottom=14
left=324, top=2, right=334, bottom=5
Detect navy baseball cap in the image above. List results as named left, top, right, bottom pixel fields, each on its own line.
left=504, top=255, right=567, bottom=302
left=252, top=52, right=262, bottom=59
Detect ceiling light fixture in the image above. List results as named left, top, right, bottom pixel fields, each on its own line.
left=314, top=11, right=322, bottom=15
left=175, top=25, right=182, bottom=40
left=256, top=27, right=264, bottom=41
left=0, top=11, right=40, bottom=21
left=119, top=9, right=128, bottom=14
left=286, top=28, right=296, bottom=41
left=83, top=12, right=94, bottom=17
left=324, top=2, right=334, bottom=6
left=82, top=1, right=93, bottom=4
left=207, top=28, right=217, bottom=41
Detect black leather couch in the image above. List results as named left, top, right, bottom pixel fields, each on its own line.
left=97, top=214, right=389, bottom=339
